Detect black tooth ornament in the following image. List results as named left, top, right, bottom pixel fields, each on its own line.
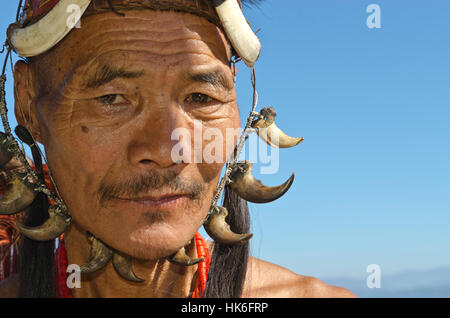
left=169, top=246, right=204, bottom=266
left=80, top=233, right=113, bottom=274
left=0, top=174, right=36, bottom=215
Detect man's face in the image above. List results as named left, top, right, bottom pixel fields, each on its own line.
left=20, top=10, right=240, bottom=259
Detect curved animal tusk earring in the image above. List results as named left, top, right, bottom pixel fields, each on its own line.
left=16, top=204, right=71, bottom=241
left=168, top=246, right=204, bottom=266
left=112, top=251, right=145, bottom=283
left=0, top=173, right=36, bottom=215
left=228, top=160, right=294, bottom=203
left=203, top=206, right=252, bottom=245
left=80, top=233, right=113, bottom=274
left=252, top=107, right=304, bottom=148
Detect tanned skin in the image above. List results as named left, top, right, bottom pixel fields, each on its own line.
left=1, top=10, right=355, bottom=298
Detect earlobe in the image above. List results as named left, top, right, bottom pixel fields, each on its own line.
left=13, top=60, right=42, bottom=143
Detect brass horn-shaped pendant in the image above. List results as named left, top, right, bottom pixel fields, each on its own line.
left=112, top=251, right=145, bottom=283
left=204, top=206, right=252, bottom=245
left=80, top=234, right=113, bottom=274
left=0, top=174, right=36, bottom=215
left=16, top=205, right=71, bottom=241
left=0, top=132, right=14, bottom=166
left=252, top=107, right=304, bottom=148
left=168, top=246, right=204, bottom=266
left=229, top=161, right=294, bottom=204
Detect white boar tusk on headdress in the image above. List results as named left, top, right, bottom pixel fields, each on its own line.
left=7, top=0, right=91, bottom=57
left=213, top=0, right=262, bottom=67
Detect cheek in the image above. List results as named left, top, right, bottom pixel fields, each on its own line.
left=204, top=105, right=241, bottom=154
left=43, top=142, right=106, bottom=230
left=197, top=117, right=241, bottom=182
left=225, top=104, right=241, bottom=148
left=38, top=112, right=124, bottom=228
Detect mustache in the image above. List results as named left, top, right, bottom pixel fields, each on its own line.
left=98, top=170, right=205, bottom=204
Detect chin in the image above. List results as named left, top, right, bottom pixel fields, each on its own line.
left=105, top=218, right=201, bottom=260
left=65, top=171, right=215, bottom=259
left=83, top=194, right=207, bottom=260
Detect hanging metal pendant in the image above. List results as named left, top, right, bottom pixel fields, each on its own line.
left=228, top=161, right=294, bottom=203
left=204, top=206, right=252, bottom=245
left=168, top=246, right=204, bottom=266
left=16, top=204, right=71, bottom=241
left=252, top=107, right=304, bottom=148
left=112, top=251, right=145, bottom=283
left=80, top=233, right=113, bottom=274
left=0, top=174, right=36, bottom=215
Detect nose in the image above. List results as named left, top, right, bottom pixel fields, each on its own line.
left=126, top=104, right=189, bottom=170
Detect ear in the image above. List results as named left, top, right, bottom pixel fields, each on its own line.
left=13, top=60, right=42, bottom=143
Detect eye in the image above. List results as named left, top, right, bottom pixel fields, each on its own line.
left=97, top=94, right=127, bottom=105
left=185, top=93, right=215, bottom=105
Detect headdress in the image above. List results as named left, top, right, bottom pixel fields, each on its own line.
left=0, top=0, right=303, bottom=283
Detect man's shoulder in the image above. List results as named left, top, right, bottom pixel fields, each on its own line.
left=0, top=274, right=20, bottom=298
left=242, top=257, right=356, bottom=298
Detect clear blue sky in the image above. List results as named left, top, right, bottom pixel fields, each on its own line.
left=1, top=0, right=449, bottom=281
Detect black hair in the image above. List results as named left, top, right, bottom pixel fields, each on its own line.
left=18, top=192, right=56, bottom=298
left=203, top=185, right=250, bottom=298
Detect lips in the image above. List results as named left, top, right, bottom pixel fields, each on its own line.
left=114, top=193, right=190, bottom=208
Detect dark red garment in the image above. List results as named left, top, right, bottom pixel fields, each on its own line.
left=54, top=237, right=72, bottom=298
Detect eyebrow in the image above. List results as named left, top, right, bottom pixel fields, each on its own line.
left=188, top=70, right=233, bottom=91
left=85, top=64, right=145, bottom=88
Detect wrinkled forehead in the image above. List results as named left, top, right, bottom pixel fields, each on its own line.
left=23, top=1, right=234, bottom=73
left=60, top=10, right=232, bottom=66
left=26, top=9, right=234, bottom=97
left=62, top=11, right=234, bottom=92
